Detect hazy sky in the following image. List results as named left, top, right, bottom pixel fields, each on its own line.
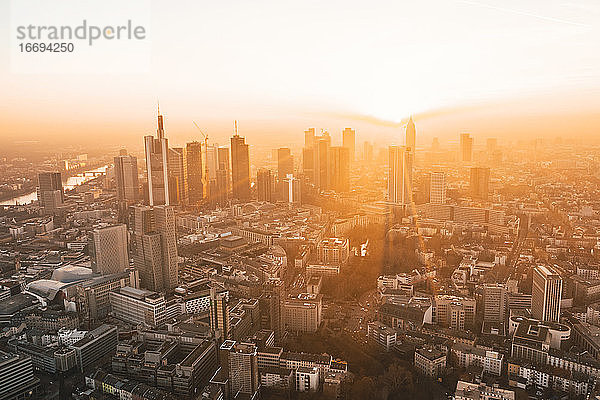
left=1, top=0, right=599, bottom=150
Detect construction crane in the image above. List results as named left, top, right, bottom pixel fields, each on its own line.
left=192, top=121, right=210, bottom=199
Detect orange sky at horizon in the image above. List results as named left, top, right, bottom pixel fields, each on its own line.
left=1, top=0, right=599, bottom=150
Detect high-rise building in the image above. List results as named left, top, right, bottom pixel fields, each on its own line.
left=282, top=174, right=301, bottom=204
left=214, top=168, right=229, bottom=207
left=144, top=109, right=170, bottom=206
left=89, top=224, right=129, bottom=275
left=168, top=147, right=187, bottom=205
left=277, top=148, right=293, bottom=179
left=329, top=146, right=350, bottom=193
left=303, top=128, right=333, bottom=189
left=406, top=116, right=416, bottom=156
left=220, top=340, right=260, bottom=398
left=470, top=167, right=490, bottom=200
left=257, top=169, right=274, bottom=202
left=483, top=284, right=507, bottom=323
left=302, top=147, right=315, bottom=183
left=315, top=137, right=330, bottom=190
left=460, top=133, right=473, bottom=162
left=429, top=171, right=446, bottom=204
left=259, top=279, right=284, bottom=341
left=532, top=265, right=563, bottom=323
left=205, top=145, right=219, bottom=181
left=37, top=171, right=64, bottom=213
left=304, top=127, right=316, bottom=148
left=186, top=141, right=203, bottom=204
left=114, top=155, right=139, bottom=202
left=388, top=146, right=413, bottom=204
left=130, top=205, right=178, bottom=292
left=217, top=146, right=231, bottom=193
left=342, top=128, right=356, bottom=162
left=153, top=205, right=178, bottom=290
left=230, top=122, right=251, bottom=201
left=210, top=287, right=230, bottom=340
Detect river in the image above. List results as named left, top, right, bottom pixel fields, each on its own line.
left=0, top=165, right=108, bottom=206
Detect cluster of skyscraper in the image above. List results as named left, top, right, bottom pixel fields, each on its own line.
left=301, top=127, right=352, bottom=193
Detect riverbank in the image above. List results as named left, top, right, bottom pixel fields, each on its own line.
left=0, top=163, right=108, bottom=206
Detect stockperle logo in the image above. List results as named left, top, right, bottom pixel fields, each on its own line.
left=16, top=20, right=147, bottom=46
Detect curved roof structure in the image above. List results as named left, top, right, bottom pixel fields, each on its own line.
left=26, top=279, right=70, bottom=301
left=51, top=265, right=95, bottom=283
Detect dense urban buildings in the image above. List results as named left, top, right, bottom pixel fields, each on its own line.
left=2, top=77, right=600, bottom=400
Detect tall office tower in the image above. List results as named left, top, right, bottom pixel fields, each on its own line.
left=483, top=284, right=507, bottom=323
left=260, top=279, right=284, bottom=341
left=89, top=224, right=129, bottom=275
left=302, top=147, right=315, bottom=183
left=220, top=341, right=260, bottom=399
left=114, top=155, right=139, bottom=202
left=460, top=133, right=473, bottom=162
left=119, top=148, right=128, bottom=156
left=277, top=147, right=294, bottom=179
left=363, top=141, right=374, bottom=162
left=230, top=122, right=251, bottom=201
left=205, top=145, right=219, bottom=182
left=406, top=116, right=416, bottom=156
left=431, top=137, right=440, bottom=152
left=388, top=146, right=413, bottom=204
left=217, top=146, right=231, bottom=193
left=154, top=205, right=178, bottom=290
left=168, top=147, right=187, bottom=205
left=315, top=138, right=330, bottom=190
left=532, top=265, right=563, bottom=323
left=37, top=171, right=64, bottom=213
left=282, top=174, right=301, bottom=204
left=210, top=288, right=230, bottom=340
left=144, top=108, right=170, bottom=206
left=304, top=127, right=316, bottom=148
left=470, top=167, right=490, bottom=200
left=329, top=146, right=350, bottom=192
left=256, top=169, right=274, bottom=202
left=342, top=128, right=356, bottom=162
left=130, top=205, right=178, bottom=292
left=186, top=142, right=203, bottom=204
left=213, top=169, right=228, bottom=207
left=429, top=171, right=446, bottom=204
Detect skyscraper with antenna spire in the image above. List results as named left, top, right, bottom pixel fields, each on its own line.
left=406, top=116, right=416, bottom=157
left=230, top=120, right=251, bottom=201
left=144, top=105, right=170, bottom=206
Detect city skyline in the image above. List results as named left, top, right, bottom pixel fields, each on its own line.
left=2, top=2, right=600, bottom=400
